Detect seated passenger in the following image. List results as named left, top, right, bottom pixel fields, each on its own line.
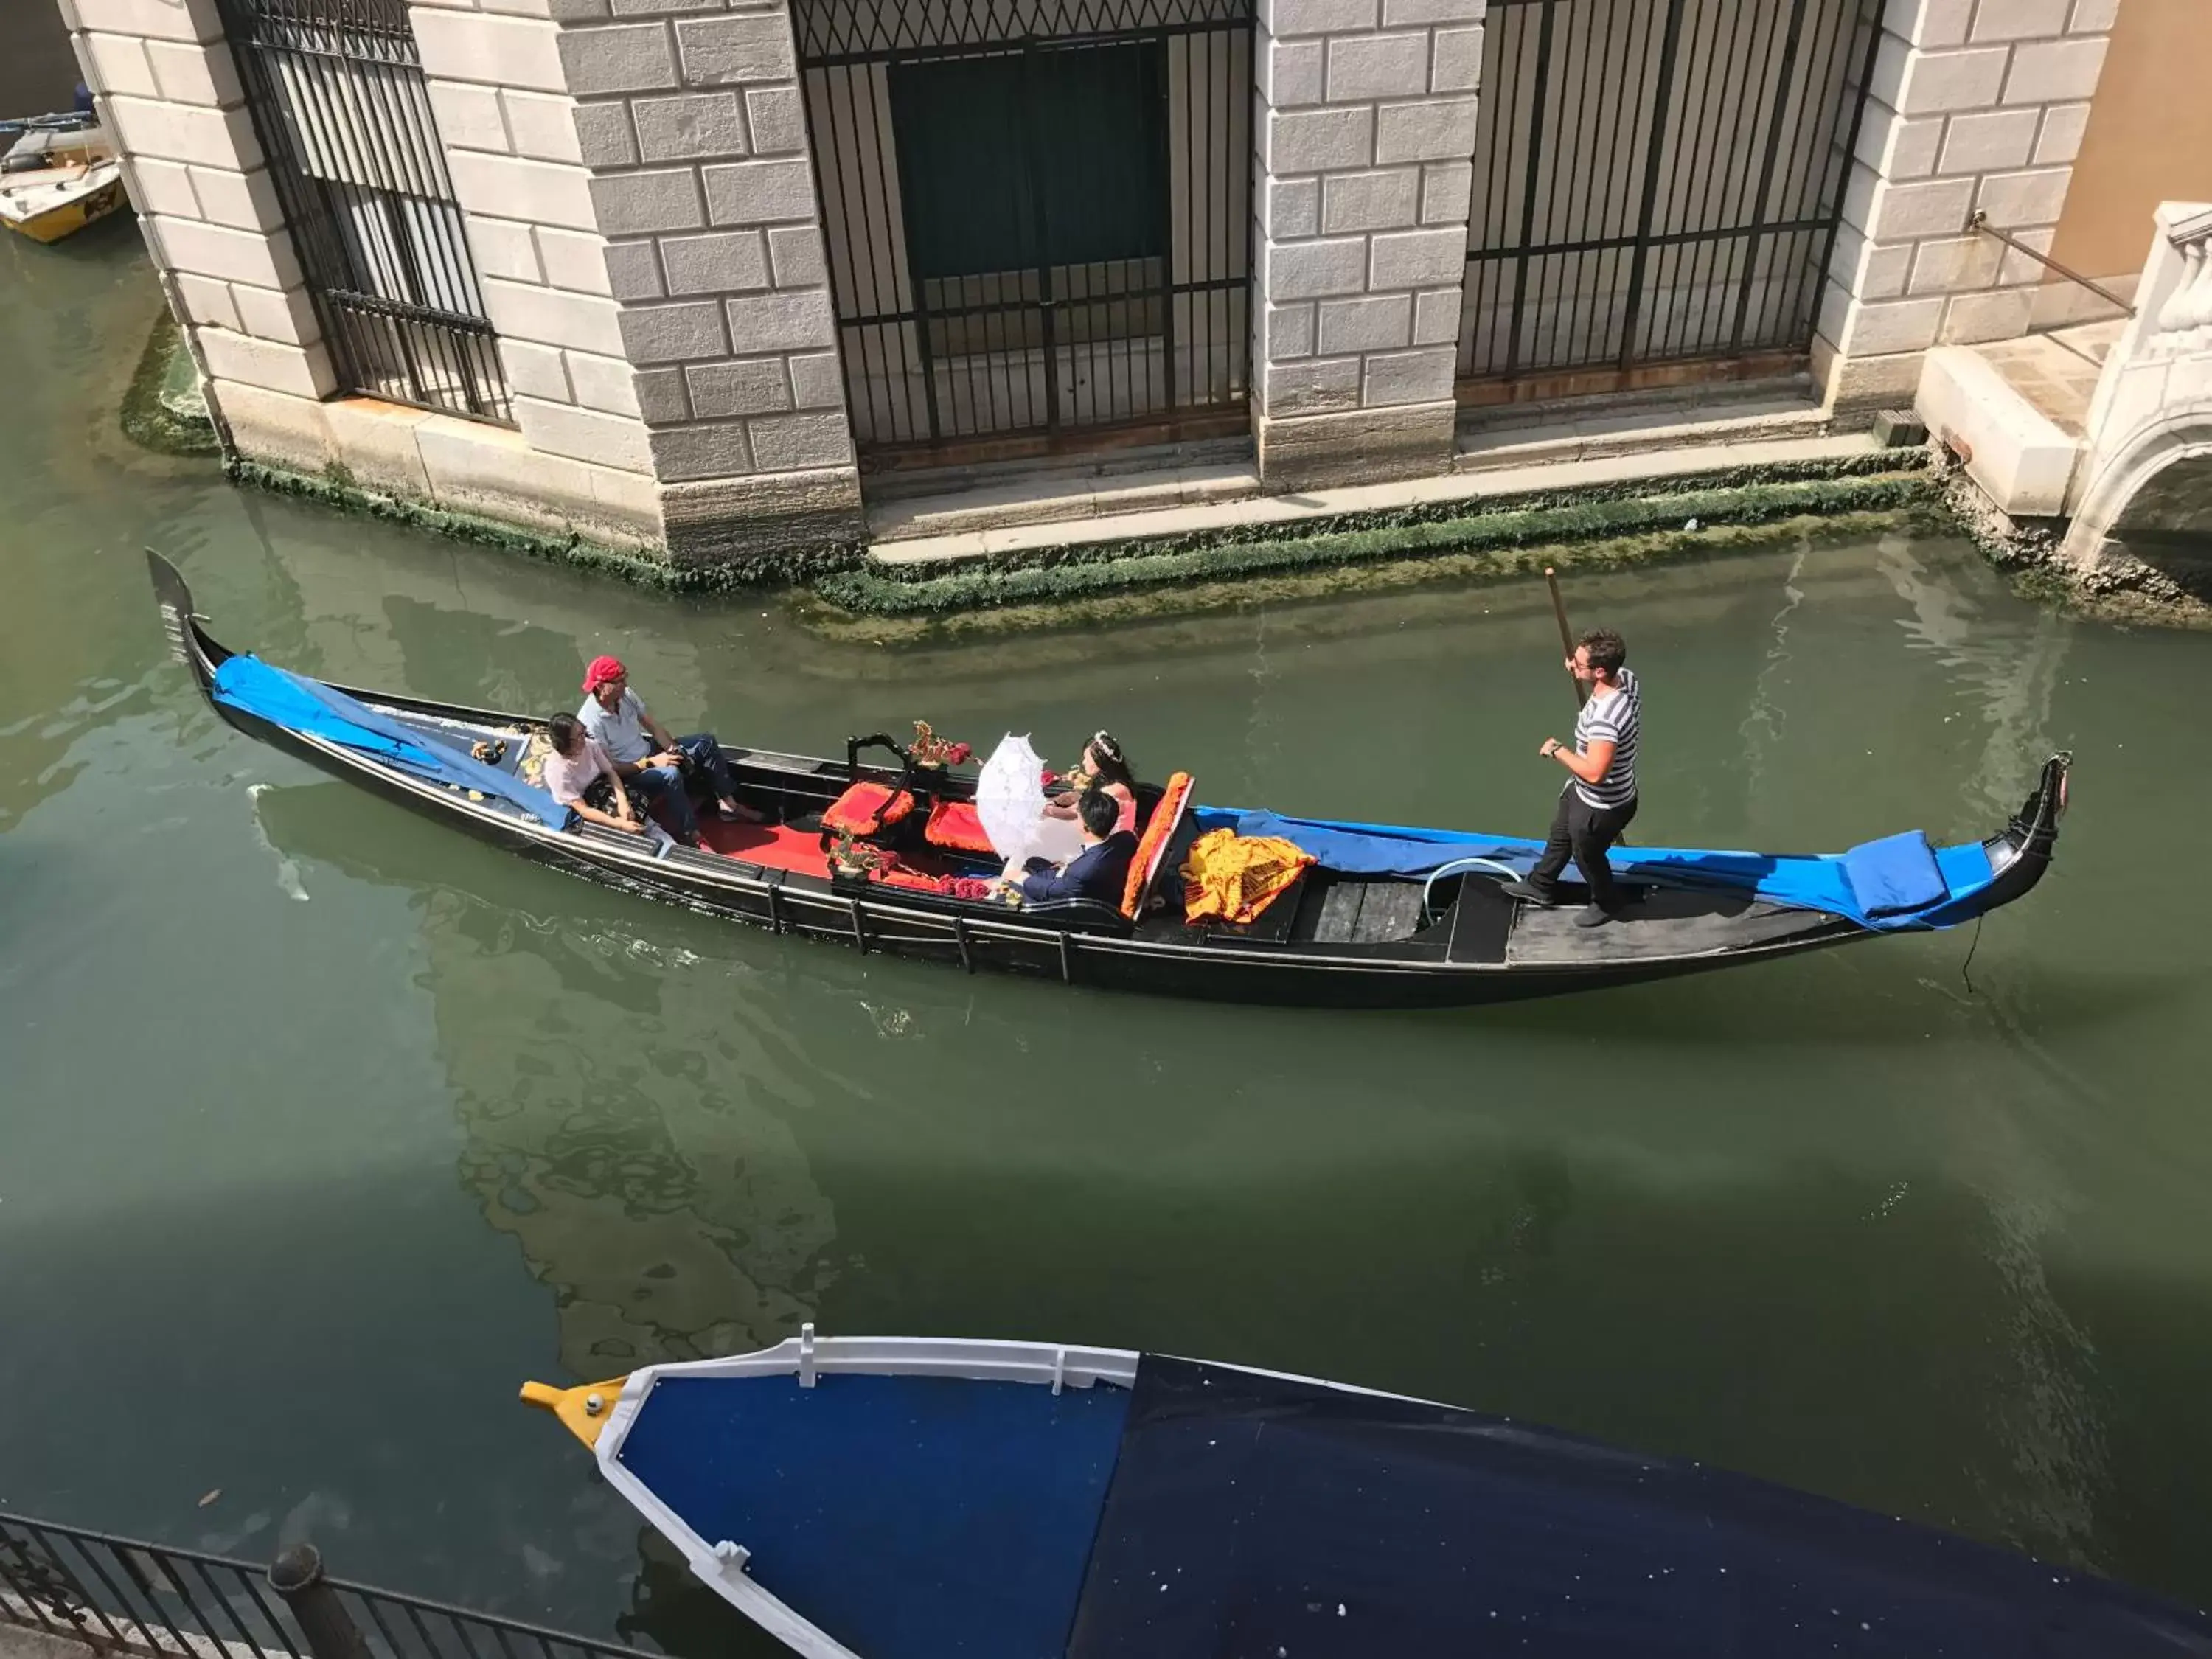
left=1043, top=730, right=1138, bottom=835
left=1020, top=785, right=1138, bottom=906
left=577, top=655, right=759, bottom=846
left=541, top=714, right=650, bottom=838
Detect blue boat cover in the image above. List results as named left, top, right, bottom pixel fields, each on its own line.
left=1840, top=829, right=1948, bottom=916
left=1195, top=807, right=1995, bottom=932
left=210, top=655, right=569, bottom=830
left=613, top=1358, right=2209, bottom=1659
left=1059, top=1357, right=2212, bottom=1659
left=616, top=1371, right=1131, bottom=1659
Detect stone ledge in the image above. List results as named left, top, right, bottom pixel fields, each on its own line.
left=874, top=431, right=1891, bottom=567
left=1915, top=344, right=2079, bottom=515
left=1455, top=391, right=1833, bottom=474
left=661, top=465, right=866, bottom=571
left=1253, top=398, right=1458, bottom=490
left=817, top=458, right=1936, bottom=627
left=866, top=461, right=1261, bottom=544
left=212, top=384, right=665, bottom=550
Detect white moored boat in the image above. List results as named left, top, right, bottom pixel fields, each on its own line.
left=0, top=117, right=126, bottom=245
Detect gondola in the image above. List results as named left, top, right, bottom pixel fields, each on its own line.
left=522, top=1332, right=2210, bottom=1659
left=149, top=552, right=2067, bottom=1010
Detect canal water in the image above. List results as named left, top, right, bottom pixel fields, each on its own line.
left=6, top=227, right=2212, bottom=1644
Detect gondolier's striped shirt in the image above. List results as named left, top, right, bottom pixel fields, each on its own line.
left=1572, top=668, right=1639, bottom=810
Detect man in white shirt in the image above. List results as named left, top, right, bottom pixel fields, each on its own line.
left=577, top=655, right=752, bottom=846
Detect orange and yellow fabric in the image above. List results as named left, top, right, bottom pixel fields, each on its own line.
left=1180, top=828, right=1314, bottom=927
left=1122, top=771, right=1194, bottom=918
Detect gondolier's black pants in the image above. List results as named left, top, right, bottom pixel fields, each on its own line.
left=1530, top=790, right=1638, bottom=910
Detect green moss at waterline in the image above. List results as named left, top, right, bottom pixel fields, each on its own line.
left=793, top=507, right=1938, bottom=644
left=813, top=463, right=1935, bottom=620
left=225, top=458, right=866, bottom=591
left=119, top=311, right=219, bottom=459
left=226, top=456, right=690, bottom=583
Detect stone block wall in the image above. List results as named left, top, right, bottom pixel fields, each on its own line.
left=545, top=0, right=863, bottom=562
left=65, top=0, right=860, bottom=566
left=1248, top=0, right=1484, bottom=487
left=1815, top=0, right=2119, bottom=406
left=408, top=0, right=658, bottom=487
left=64, top=0, right=336, bottom=405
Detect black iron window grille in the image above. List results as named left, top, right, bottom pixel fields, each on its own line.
left=1460, top=0, right=1884, bottom=399
left=215, top=0, right=513, bottom=425
left=796, top=0, right=1252, bottom=460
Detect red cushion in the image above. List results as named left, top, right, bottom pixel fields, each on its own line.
left=822, top=781, right=912, bottom=835
left=924, top=798, right=995, bottom=854
left=1122, top=771, right=1194, bottom=919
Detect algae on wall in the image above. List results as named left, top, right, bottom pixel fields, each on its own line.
left=810, top=453, right=1937, bottom=625
left=119, top=311, right=219, bottom=459
left=119, top=319, right=1948, bottom=626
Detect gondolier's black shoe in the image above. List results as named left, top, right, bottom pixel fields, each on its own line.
left=1500, top=880, right=1559, bottom=905
left=1574, top=905, right=1617, bottom=928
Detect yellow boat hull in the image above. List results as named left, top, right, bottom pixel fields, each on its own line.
left=1, top=174, right=127, bottom=244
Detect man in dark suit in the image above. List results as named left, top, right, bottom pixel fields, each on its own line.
left=1021, top=786, right=1138, bottom=906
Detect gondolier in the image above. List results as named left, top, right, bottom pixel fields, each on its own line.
left=1505, top=627, right=1641, bottom=928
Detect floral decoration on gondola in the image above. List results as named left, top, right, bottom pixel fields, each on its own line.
left=909, top=721, right=972, bottom=771
left=826, top=826, right=887, bottom=880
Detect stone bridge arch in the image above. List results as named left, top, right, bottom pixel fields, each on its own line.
left=2064, top=406, right=2212, bottom=594
left=2060, top=202, right=2212, bottom=590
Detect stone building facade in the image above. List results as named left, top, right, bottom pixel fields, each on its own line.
left=1248, top=0, right=1484, bottom=487
left=49, top=0, right=2166, bottom=568
left=1816, top=0, right=2118, bottom=403
left=420, top=0, right=864, bottom=560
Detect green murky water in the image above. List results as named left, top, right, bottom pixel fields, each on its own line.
left=5, top=220, right=2212, bottom=1642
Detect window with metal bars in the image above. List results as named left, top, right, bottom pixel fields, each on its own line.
left=1459, top=0, right=1885, bottom=401
left=796, top=0, right=1251, bottom=460
left=215, top=0, right=513, bottom=425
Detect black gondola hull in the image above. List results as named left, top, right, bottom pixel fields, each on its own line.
left=150, top=553, right=2065, bottom=1010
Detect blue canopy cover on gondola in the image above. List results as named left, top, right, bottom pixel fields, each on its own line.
left=525, top=1337, right=2212, bottom=1659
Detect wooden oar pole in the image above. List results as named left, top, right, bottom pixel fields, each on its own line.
left=1545, top=567, right=1589, bottom=710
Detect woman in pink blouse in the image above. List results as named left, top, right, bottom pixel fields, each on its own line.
left=1045, top=731, right=1139, bottom=835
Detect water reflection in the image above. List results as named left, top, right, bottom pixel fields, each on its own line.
left=241, top=757, right=2146, bottom=1584
left=616, top=1527, right=787, bottom=1659
left=9, top=213, right=2212, bottom=1632
left=250, top=780, right=840, bottom=1374
left=1877, top=530, right=2070, bottom=820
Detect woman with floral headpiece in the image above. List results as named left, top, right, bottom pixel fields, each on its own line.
left=1044, top=731, right=1138, bottom=836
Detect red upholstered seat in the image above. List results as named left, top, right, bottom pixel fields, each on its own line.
left=1122, top=771, right=1194, bottom=919
left=822, top=780, right=913, bottom=837
left=924, top=798, right=995, bottom=854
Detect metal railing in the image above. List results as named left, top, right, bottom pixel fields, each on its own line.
left=0, top=1514, right=642, bottom=1659
left=1968, top=209, right=2138, bottom=319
